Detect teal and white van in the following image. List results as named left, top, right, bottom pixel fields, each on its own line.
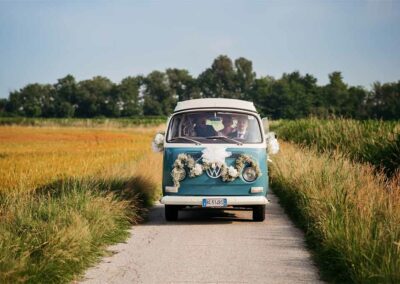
left=152, top=98, right=278, bottom=222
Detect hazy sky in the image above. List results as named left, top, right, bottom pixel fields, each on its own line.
left=1, top=0, right=399, bottom=98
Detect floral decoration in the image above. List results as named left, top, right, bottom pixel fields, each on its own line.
left=266, top=132, right=280, bottom=155
left=171, top=153, right=204, bottom=187
left=152, top=132, right=165, bottom=152
left=171, top=151, right=261, bottom=188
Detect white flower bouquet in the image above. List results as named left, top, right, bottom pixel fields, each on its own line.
left=152, top=133, right=165, bottom=152
left=266, top=132, right=279, bottom=155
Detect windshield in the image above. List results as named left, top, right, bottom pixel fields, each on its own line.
left=167, top=111, right=263, bottom=144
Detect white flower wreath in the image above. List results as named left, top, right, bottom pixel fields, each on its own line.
left=171, top=153, right=204, bottom=187
left=171, top=153, right=262, bottom=187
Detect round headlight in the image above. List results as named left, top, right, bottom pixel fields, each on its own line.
left=242, top=167, right=257, bottom=182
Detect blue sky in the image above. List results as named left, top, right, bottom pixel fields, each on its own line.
left=0, top=0, right=399, bottom=98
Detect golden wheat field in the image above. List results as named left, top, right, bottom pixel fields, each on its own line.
left=0, top=125, right=163, bottom=193
left=0, top=124, right=164, bottom=283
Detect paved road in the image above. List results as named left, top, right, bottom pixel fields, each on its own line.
left=82, top=193, right=322, bottom=283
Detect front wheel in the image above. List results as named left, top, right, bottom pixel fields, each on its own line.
left=252, top=205, right=265, bottom=222
left=165, top=205, right=179, bottom=221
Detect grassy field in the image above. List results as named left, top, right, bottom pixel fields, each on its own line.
left=0, top=116, right=167, bottom=128
left=270, top=119, right=400, bottom=282
left=271, top=118, right=400, bottom=176
left=270, top=141, right=400, bottom=283
left=0, top=125, right=163, bottom=283
left=2, top=117, right=399, bottom=283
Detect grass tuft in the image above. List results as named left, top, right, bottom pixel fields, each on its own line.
left=0, top=175, right=160, bottom=283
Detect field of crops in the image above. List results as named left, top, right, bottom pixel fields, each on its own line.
left=270, top=119, right=400, bottom=283
left=0, top=116, right=167, bottom=128
left=0, top=125, right=163, bottom=283
left=1, top=118, right=399, bottom=283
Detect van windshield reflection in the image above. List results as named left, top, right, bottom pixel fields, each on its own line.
left=167, top=111, right=263, bottom=144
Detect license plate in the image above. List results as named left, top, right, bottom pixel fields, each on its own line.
left=202, top=198, right=227, bottom=208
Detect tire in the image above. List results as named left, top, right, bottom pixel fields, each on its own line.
left=165, top=205, right=178, bottom=221
left=252, top=205, right=265, bottom=222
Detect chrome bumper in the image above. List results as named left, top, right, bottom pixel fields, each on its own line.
left=160, top=196, right=268, bottom=206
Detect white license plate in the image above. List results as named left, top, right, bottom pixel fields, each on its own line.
left=202, top=198, right=227, bottom=208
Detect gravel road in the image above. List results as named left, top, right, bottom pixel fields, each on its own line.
left=82, top=193, right=323, bottom=283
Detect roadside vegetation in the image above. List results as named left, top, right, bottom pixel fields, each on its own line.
left=0, top=126, right=162, bottom=283
left=269, top=118, right=399, bottom=282
left=271, top=118, right=400, bottom=176
left=270, top=141, right=400, bottom=283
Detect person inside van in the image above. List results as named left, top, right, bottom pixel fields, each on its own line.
left=218, top=115, right=235, bottom=136
left=194, top=114, right=217, bottom=137
left=229, top=116, right=249, bottom=139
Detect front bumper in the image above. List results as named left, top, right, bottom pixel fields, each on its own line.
left=160, top=195, right=269, bottom=206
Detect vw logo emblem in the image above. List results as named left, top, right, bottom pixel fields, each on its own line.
left=206, top=166, right=222, bottom=179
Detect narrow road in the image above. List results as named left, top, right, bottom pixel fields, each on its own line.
left=82, top=193, right=322, bottom=283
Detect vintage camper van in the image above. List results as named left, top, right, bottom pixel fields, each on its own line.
left=154, top=98, right=274, bottom=222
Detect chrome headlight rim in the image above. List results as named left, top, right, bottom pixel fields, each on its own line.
left=242, top=166, right=258, bottom=182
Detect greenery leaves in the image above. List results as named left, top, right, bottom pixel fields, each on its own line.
left=1, top=55, right=399, bottom=120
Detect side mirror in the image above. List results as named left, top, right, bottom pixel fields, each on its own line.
left=262, top=117, right=269, bottom=133
left=152, top=133, right=165, bottom=152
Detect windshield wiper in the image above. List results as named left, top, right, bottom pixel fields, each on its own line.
left=206, top=136, right=243, bottom=145
left=170, top=136, right=202, bottom=145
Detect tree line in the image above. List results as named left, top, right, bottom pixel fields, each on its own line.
left=0, top=55, right=399, bottom=119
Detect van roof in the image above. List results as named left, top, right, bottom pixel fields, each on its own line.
left=174, top=98, right=257, bottom=113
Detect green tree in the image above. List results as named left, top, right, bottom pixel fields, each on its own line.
left=2, top=55, right=398, bottom=120
left=7, top=83, right=53, bottom=117
left=281, top=72, right=314, bottom=118
left=56, top=101, right=75, bottom=117
left=0, top=98, right=7, bottom=116
left=55, top=75, right=77, bottom=103
left=322, top=72, right=349, bottom=116
left=75, top=76, right=113, bottom=117
left=198, top=55, right=238, bottom=98
left=166, top=68, right=198, bottom=101
left=235, top=57, right=256, bottom=100
left=347, top=86, right=367, bottom=118
left=116, top=76, right=142, bottom=116
left=250, top=76, right=275, bottom=117
left=143, top=71, right=175, bottom=115
left=253, top=72, right=318, bottom=119
left=368, top=81, right=400, bottom=119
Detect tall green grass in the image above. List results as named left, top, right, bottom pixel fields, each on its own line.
left=271, top=118, right=400, bottom=176
left=0, top=175, right=158, bottom=283
left=0, top=116, right=166, bottom=128
left=270, top=142, right=400, bottom=283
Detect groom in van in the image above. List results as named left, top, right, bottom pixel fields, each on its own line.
left=229, top=116, right=249, bottom=140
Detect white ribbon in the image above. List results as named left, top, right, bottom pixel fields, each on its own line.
left=201, top=146, right=231, bottom=165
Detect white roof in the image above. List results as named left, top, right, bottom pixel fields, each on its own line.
left=174, top=98, right=257, bottom=113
